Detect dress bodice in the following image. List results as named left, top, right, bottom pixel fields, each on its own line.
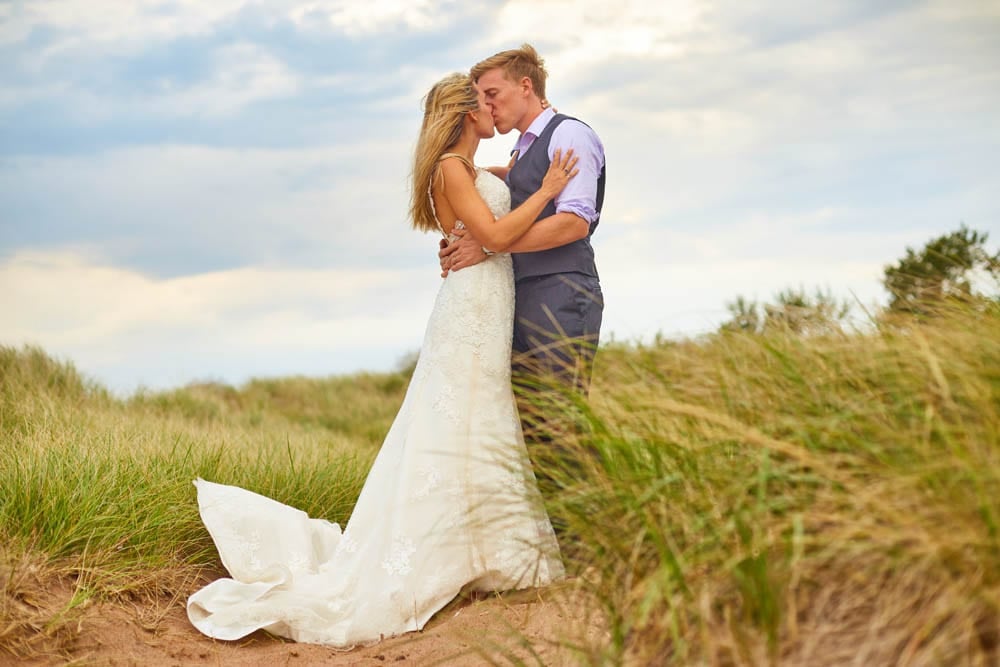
left=434, top=168, right=512, bottom=242
left=473, top=169, right=513, bottom=221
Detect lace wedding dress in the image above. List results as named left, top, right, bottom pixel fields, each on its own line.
left=187, top=168, right=564, bottom=647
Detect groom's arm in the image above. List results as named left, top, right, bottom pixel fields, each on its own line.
left=444, top=121, right=602, bottom=269
left=547, top=120, right=604, bottom=229
left=444, top=211, right=587, bottom=271
left=499, top=120, right=603, bottom=253
left=500, top=213, right=589, bottom=252
left=486, top=152, right=517, bottom=181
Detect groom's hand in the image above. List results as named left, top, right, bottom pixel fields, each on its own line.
left=438, top=238, right=453, bottom=278
left=439, top=229, right=488, bottom=276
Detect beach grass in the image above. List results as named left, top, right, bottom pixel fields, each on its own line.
left=2, top=300, right=998, bottom=664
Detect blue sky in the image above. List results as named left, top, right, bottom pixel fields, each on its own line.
left=2, top=0, right=998, bottom=394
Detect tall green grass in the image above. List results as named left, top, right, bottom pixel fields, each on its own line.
left=2, top=302, right=998, bottom=664
left=0, top=348, right=400, bottom=579
left=528, top=302, right=999, bottom=664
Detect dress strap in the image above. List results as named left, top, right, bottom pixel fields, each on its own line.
left=438, top=152, right=476, bottom=173
left=426, top=176, right=447, bottom=238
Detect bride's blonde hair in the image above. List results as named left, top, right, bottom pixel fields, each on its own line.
left=410, top=73, right=479, bottom=233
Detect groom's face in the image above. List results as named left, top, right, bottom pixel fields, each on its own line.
left=476, top=68, right=525, bottom=135
left=472, top=85, right=496, bottom=138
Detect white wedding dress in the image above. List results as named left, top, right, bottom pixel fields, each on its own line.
left=187, top=168, right=564, bottom=648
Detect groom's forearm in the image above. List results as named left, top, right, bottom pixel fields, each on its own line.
left=501, top=213, right=589, bottom=253
left=486, top=154, right=516, bottom=181
left=486, top=166, right=510, bottom=180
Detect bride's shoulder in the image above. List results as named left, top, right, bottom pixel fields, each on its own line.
left=438, top=153, right=476, bottom=176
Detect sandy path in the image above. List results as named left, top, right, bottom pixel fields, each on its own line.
left=14, top=581, right=598, bottom=666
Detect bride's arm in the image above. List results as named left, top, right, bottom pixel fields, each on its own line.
left=439, top=149, right=578, bottom=252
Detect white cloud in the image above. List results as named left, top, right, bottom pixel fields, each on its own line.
left=491, top=0, right=707, bottom=66
left=148, top=42, right=302, bottom=117
left=16, top=0, right=247, bottom=60
left=6, top=43, right=300, bottom=119
left=7, top=0, right=467, bottom=57
left=1, top=140, right=426, bottom=271
left=289, top=0, right=462, bottom=34
left=2, top=0, right=999, bottom=393
left=600, top=258, right=885, bottom=343
left=0, top=230, right=894, bottom=396
left=594, top=209, right=902, bottom=341
left=0, top=249, right=442, bottom=392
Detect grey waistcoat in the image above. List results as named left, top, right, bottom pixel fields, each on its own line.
left=507, top=114, right=605, bottom=281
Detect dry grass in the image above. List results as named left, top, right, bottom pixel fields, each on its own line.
left=2, top=301, right=998, bottom=665
left=524, top=301, right=1000, bottom=665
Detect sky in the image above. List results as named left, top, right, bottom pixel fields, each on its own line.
left=1, top=0, right=998, bottom=395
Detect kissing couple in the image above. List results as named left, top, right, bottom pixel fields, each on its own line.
left=187, top=43, right=607, bottom=648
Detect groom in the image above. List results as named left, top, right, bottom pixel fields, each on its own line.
left=440, top=44, right=606, bottom=442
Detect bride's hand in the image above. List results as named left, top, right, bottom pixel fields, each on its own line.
left=539, top=148, right=579, bottom=199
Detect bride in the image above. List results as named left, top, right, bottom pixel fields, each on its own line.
left=187, top=72, right=579, bottom=648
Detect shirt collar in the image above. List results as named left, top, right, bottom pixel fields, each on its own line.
left=515, top=107, right=557, bottom=155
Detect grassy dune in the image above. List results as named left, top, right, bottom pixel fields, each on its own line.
left=2, top=303, right=998, bottom=665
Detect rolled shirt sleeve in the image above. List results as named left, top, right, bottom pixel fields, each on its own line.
left=547, top=120, right=605, bottom=224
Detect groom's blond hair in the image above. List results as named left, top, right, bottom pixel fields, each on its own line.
left=471, top=43, right=548, bottom=101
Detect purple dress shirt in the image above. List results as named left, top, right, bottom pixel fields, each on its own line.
left=512, top=107, right=606, bottom=224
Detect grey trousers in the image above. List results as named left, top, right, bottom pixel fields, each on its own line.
left=512, top=272, right=603, bottom=394
left=512, top=272, right=603, bottom=500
